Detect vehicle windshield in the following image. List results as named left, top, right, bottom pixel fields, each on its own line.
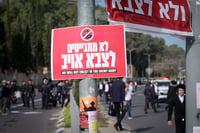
left=157, top=82, right=170, bottom=86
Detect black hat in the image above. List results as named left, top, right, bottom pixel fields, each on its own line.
left=171, top=80, right=177, bottom=85
left=43, top=77, right=48, bottom=80
left=176, top=84, right=185, bottom=91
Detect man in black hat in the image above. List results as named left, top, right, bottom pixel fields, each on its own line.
left=168, top=84, right=185, bottom=133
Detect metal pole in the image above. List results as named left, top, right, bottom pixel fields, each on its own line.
left=148, top=54, right=150, bottom=78
left=77, top=1, right=97, bottom=133
left=127, top=48, right=136, bottom=80
left=186, top=0, right=200, bottom=133
left=78, top=0, right=95, bottom=26
left=129, top=50, right=131, bottom=65
left=144, top=53, right=153, bottom=79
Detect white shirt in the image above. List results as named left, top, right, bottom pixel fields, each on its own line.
left=99, top=84, right=103, bottom=90
left=125, top=86, right=133, bottom=101
left=179, top=95, right=184, bottom=103
left=154, top=85, right=159, bottom=94
left=104, top=84, right=109, bottom=92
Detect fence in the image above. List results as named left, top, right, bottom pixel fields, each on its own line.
left=70, top=88, right=80, bottom=133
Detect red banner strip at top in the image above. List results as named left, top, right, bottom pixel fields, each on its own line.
left=107, top=0, right=193, bottom=36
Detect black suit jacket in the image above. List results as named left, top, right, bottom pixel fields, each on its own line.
left=110, top=79, right=125, bottom=102
left=168, top=95, right=185, bottom=124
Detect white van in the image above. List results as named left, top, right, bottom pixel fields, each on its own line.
left=154, top=80, right=171, bottom=102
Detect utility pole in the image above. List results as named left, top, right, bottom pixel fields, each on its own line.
left=78, top=0, right=95, bottom=26
left=127, top=48, right=136, bottom=79
left=77, top=1, right=97, bottom=133
left=144, top=53, right=153, bottom=79
left=186, top=0, right=200, bottom=133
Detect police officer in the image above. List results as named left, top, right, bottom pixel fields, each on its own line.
left=40, top=77, right=51, bottom=109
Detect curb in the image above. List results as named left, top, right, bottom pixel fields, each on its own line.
left=55, top=108, right=65, bottom=133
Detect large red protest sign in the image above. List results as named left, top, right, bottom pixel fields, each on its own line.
left=107, top=0, right=193, bottom=36
left=51, top=25, right=126, bottom=80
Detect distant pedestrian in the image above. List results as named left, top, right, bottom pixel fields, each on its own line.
left=20, top=81, right=27, bottom=107
left=1, top=80, right=10, bottom=115
left=168, top=84, right=185, bottom=133
left=10, top=80, right=17, bottom=104
left=98, top=81, right=103, bottom=97
left=6, top=80, right=12, bottom=109
left=125, top=81, right=136, bottom=120
left=61, top=80, right=71, bottom=108
left=104, top=80, right=110, bottom=104
left=26, top=79, right=35, bottom=109
left=56, top=81, right=63, bottom=105
left=110, top=78, right=126, bottom=131
left=40, top=77, right=51, bottom=109
left=154, top=81, right=160, bottom=108
left=134, top=80, right=138, bottom=91
left=144, top=81, right=157, bottom=114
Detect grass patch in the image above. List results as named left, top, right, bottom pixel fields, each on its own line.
left=62, top=105, right=71, bottom=128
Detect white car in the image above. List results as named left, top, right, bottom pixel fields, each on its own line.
left=154, top=80, right=171, bottom=102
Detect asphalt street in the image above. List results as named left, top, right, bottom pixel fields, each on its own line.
left=100, top=85, right=176, bottom=133
left=0, top=95, right=62, bottom=133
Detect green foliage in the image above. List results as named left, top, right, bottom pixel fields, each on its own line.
left=0, top=0, right=77, bottom=73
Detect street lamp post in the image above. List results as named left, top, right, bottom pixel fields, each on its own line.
left=127, top=48, right=136, bottom=79
left=144, top=53, right=153, bottom=79
left=127, top=48, right=136, bottom=65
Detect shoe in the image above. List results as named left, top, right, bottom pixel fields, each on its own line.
left=128, top=117, right=133, bottom=120
left=114, top=124, right=119, bottom=131
left=119, top=128, right=124, bottom=131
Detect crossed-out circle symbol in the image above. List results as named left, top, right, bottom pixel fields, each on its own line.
left=80, top=28, right=94, bottom=41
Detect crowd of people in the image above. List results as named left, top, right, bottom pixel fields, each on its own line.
left=98, top=78, right=185, bottom=133
left=0, top=77, right=72, bottom=116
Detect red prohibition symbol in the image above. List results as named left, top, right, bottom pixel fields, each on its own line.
left=80, top=28, right=94, bottom=41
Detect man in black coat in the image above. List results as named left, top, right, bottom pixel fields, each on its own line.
left=26, top=79, right=35, bottom=109
left=110, top=78, right=126, bottom=131
left=165, top=80, right=177, bottom=110
left=168, top=84, right=185, bottom=133
left=1, top=80, right=10, bottom=115
left=144, top=81, right=157, bottom=114
left=20, top=81, right=27, bottom=107
left=40, top=77, right=51, bottom=109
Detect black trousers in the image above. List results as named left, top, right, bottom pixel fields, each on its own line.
left=144, top=98, right=157, bottom=113
left=26, top=93, right=35, bottom=108
left=113, top=102, right=126, bottom=129
left=42, top=94, right=48, bottom=108
left=176, top=122, right=185, bottom=133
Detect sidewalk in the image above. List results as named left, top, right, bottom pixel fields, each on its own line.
left=97, top=96, right=132, bottom=133
left=59, top=97, right=129, bottom=133
left=64, top=127, right=129, bottom=133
